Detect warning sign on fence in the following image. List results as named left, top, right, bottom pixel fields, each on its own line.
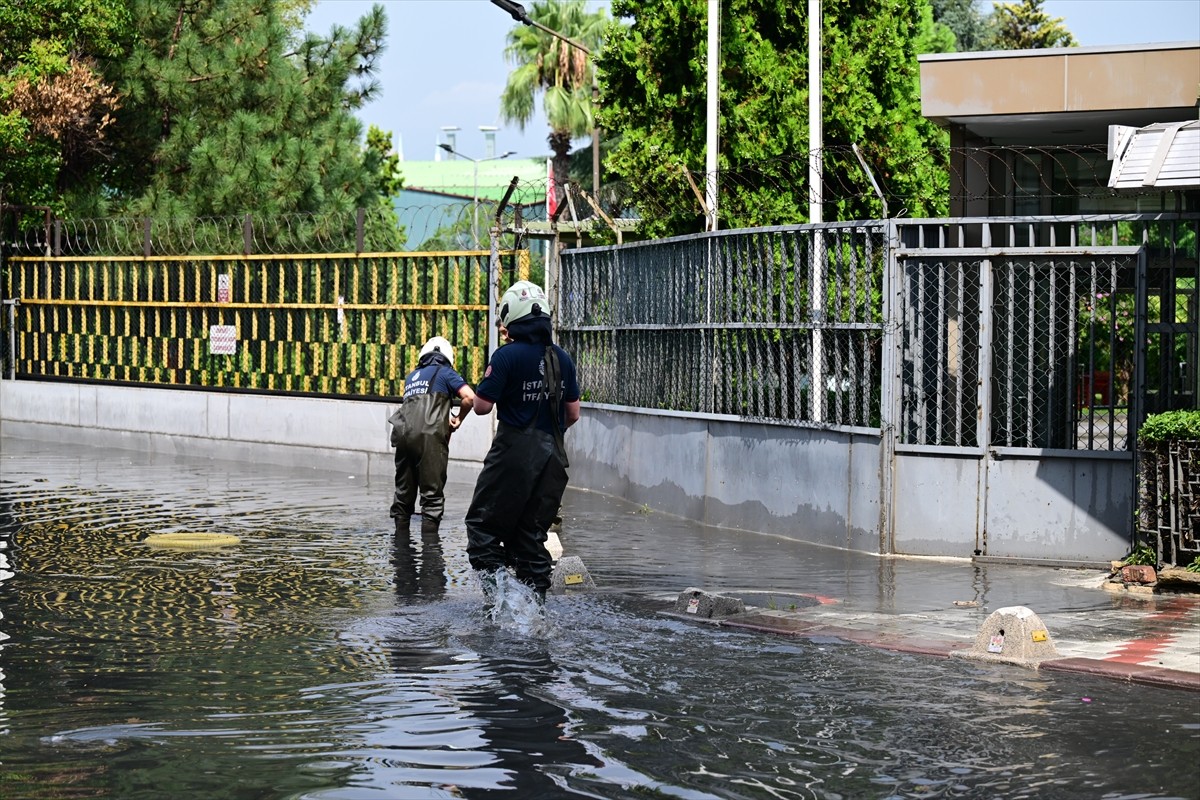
left=209, top=325, right=237, bottom=355
left=217, top=274, right=231, bottom=303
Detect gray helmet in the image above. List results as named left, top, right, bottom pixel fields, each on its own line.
left=499, top=280, right=549, bottom=327
left=418, top=335, right=454, bottom=367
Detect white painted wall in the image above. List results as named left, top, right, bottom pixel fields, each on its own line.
left=0, top=379, right=493, bottom=482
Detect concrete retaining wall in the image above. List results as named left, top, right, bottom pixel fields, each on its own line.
left=0, top=380, right=1129, bottom=561
left=568, top=404, right=885, bottom=552
left=0, top=379, right=493, bottom=480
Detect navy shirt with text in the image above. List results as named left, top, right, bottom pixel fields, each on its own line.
left=404, top=364, right=467, bottom=399
left=475, top=342, right=579, bottom=434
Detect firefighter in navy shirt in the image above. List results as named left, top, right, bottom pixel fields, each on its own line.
left=389, top=336, right=476, bottom=537
left=466, top=281, right=580, bottom=605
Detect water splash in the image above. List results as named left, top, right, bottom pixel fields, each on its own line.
left=481, top=570, right=552, bottom=637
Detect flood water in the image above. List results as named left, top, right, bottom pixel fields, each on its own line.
left=1, top=437, right=1197, bottom=800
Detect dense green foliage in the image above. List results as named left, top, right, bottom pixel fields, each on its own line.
left=596, top=0, right=952, bottom=236
left=1139, top=410, right=1200, bottom=445
left=0, top=0, right=129, bottom=211
left=1, top=0, right=403, bottom=249
left=930, top=0, right=993, bottom=51
left=499, top=0, right=608, bottom=191
left=930, top=0, right=1076, bottom=51
left=107, top=0, right=387, bottom=219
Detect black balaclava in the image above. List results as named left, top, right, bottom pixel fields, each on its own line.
left=417, top=351, right=451, bottom=369
left=505, top=314, right=553, bottom=345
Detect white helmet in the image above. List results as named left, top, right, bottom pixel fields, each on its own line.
left=499, top=280, right=549, bottom=327
left=418, top=336, right=455, bottom=367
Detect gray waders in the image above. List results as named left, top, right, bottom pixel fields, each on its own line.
left=389, top=379, right=453, bottom=534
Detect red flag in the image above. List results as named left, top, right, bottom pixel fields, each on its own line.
left=546, top=159, right=558, bottom=217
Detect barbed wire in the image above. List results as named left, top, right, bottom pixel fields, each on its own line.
left=2, top=145, right=1192, bottom=257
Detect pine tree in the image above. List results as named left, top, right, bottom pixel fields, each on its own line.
left=104, top=0, right=390, bottom=219
left=990, top=0, right=1077, bottom=50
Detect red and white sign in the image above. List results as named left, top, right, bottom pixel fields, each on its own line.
left=217, top=274, right=231, bottom=303
left=209, top=325, right=237, bottom=355
left=546, top=159, right=558, bottom=218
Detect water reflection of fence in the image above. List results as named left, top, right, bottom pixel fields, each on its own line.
left=2, top=250, right=530, bottom=394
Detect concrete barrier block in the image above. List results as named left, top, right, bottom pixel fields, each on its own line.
left=958, top=605, right=1060, bottom=667
left=550, top=555, right=595, bottom=593
left=674, top=588, right=746, bottom=619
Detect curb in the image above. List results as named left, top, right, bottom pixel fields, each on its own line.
left=662, top=610, right=1200, bottom=693
left=1040, top=657, right=1200, bottom=692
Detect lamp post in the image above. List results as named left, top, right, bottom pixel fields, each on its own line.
left=489, top=0, right=601, bottom=195
left=438, top=143, right=515, bottom=246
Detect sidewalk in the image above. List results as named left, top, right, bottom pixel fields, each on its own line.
left=552, top=484, right=1200, bottom=693
left=696, top=592, right=1200, bottom=690
left=658, top=581, right=1200, bottom=692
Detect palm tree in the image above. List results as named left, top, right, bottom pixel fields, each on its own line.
left=498, top=0, right=607, bottom=192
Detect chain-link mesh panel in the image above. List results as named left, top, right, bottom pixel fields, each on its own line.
left=1, top=252, right=518, bottom=394
left=892, top=216, right=1198, bottom=452
left=898, top=257, right=982, bottom=447
left=992, top=256, right=1132, bottom=450
left=559, top=224, right=885, bottom=427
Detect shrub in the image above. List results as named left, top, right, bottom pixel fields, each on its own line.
left=1138, top=410, right=1200, bottom=445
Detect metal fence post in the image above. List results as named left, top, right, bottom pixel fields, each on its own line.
left=355, top=207, right=365, bottom=255
left=810, top=226, right=826, bottom=422
left=878, top=219, right=899, bottom=555
left=242, top=213, right=253, bottom=256
left=488, top=224, right=500, bottom=360
left=1132, top=244, right=1150, bottom=551
left=2, top=299, right=16, bottom=380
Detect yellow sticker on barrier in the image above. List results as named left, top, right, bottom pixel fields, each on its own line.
left=1031, top=629, right=1048, bottom=642
left=564, top=574, right=584, bottom=586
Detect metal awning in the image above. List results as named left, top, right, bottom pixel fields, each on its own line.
left=1107, top=120, right=1200, bottom=190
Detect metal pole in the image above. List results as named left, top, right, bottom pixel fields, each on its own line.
left=808, top=0, right=824, bottom=422
left=592, top=76, right=601, bottom=195
left=473, top=157, right=480, bottom=247
left=705, top=0, right=720, bottom=232
left=808, top=0, right=822, bottom=225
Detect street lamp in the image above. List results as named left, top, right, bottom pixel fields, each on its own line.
left=489, top=0, right=601, bottom=196
left=438, top=143, right=516, bottom=246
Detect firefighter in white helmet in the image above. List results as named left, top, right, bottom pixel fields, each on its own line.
left=465, top=280, right=580, bottom=606
left=389, top=335, right=476, bottom=537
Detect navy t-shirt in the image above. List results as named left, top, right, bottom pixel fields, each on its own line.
left=404, top=364, right=467, bottom=400
left=476, top=342, right=579, bottom=433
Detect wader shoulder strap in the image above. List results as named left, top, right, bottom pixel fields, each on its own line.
left=540, top=346, right=568, bottom=466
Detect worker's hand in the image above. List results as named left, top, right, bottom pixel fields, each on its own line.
left=449, top=413, right=462, bottom=433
